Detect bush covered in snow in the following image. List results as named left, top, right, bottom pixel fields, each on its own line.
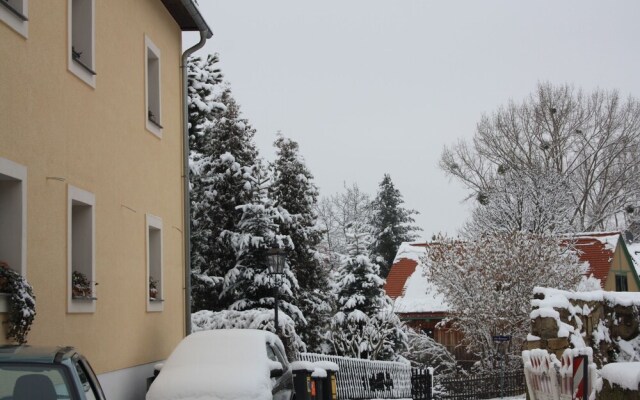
left=192, top=309, right=306, bottom=355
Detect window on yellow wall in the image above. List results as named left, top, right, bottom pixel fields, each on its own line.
left=0, top=0, right=28, bottom=37
left=146, top=214, right=163, bottom=312
left=145, top=35, right=163, bottom=138
left=0, top=157, right=27, bottom=282
left=615, top=274, right=628, bottom=292
left=68, top=185, right=96, bottom=313
left=68, top=0, right=96, bottom=87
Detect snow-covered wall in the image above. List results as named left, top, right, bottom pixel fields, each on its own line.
left=527, top=287, right=640, bottom=367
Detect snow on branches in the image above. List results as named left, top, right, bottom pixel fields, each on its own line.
left=424, top=232, right=585, bottom=370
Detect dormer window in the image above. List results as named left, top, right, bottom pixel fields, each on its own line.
left=68, top=0, right=96, bottom=87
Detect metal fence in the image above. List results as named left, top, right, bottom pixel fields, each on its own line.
left=297, top=353, right=412, bottom=399
left=411, top=368, right=434, bottom=400
left=434, top=370, right=526, bottom=400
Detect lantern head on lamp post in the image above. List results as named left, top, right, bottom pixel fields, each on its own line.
left=268, top=247, right=286, bottom=337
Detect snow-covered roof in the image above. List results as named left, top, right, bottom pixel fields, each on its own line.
left=147, top=329, right=282, bottom=400
left=563, top=232, right=622, bottom=287
left=385, top=242, right=449, bottom=314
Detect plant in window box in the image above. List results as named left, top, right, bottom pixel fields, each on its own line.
left=72, top=270, right=95, bottom=299
left=149, top=277, right=159, bottom=301
left=0, top=261, right=36, bottom=344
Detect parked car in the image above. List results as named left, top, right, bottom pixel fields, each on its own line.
left=147, top=329, right=294, bottom=400
left=0, top=345, right=106, bottom=400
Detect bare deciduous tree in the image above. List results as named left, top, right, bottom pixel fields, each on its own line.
left=425, top=233, right=584, bottom=370
left=441, top=82, right=640, bottom=231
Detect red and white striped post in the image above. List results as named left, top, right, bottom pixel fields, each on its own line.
left=573, top=354, right=589, bottom=400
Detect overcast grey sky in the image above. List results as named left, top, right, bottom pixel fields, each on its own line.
left=184, top=1, right=640, bottom=239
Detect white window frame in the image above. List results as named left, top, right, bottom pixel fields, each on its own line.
left=68, top=185, right=96, bottom=313
left=0, top=157, right=27, bottom=313
left=0, top=0, right=28, bottom=38
left=68, top=0, right=96, bottom=88
left=145, top=35, right=162, bottom=138
left=146, top=214, right=163, bottom=312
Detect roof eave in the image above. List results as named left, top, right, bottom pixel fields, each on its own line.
left=161, top=0, right=213, bottom=38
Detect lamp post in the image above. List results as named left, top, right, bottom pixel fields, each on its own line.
left=267, top=247, right=286, bottom=336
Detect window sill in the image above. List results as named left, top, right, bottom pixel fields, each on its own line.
left=72, top=57, right=97, bottom=76
left=0, top=1, right=27, bottom=21
left=72, top=296, right=98, bottom=301
left=149, top=298, right=164, bottom=303
left=148, top=117, right=163, bottom=130
left=145, top=118, right=163, bottom=139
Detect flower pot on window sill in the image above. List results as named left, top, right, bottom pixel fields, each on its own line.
left=72, top=286, right=93, bottom=300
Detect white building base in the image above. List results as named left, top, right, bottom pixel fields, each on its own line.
left=98, top=361, right=160, bottom=400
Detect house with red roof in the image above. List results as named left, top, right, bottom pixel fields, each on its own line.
left=384, top=233, right=640, bottom=362
left=569, top=232, right=640, bottom=292
left=384, top=242, right=470, bottom=361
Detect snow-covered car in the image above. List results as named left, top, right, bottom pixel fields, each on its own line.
left=147, top=329, right=294, bottom=400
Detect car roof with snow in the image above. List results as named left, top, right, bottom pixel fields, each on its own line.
left=147, top=329, right=284, bottom=400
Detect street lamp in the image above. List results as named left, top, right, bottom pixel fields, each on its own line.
left=267, top=247, right=286, bottom=336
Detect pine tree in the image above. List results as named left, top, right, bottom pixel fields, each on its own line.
left=270, top=135, right=330, bottom=351
left=187, top=54, right=224, bottom=152
left=189, top=81, right=259, bottom=311
left=328, top=218, right=406, bottom=360
left=370, top=174, right=421, bottom=277
left=219, top=163, right=306, bottom=334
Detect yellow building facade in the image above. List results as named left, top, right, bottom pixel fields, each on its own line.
left=0, top=1, right=211, bottom=398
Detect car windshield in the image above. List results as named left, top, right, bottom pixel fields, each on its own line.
left=0, top=364, right=72, bottom=400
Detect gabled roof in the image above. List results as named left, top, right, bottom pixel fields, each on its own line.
left=565, top=232, right=621, bottom=287
left=384, top=242, right=449, bottom=314
left=161, top=0, right=213, bottom=37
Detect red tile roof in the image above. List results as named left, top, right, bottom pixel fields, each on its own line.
left=566, top=232, right=621, bottom=288
left=385, top=242, right=429, bottom=299
left=385, top=258, right=418, bottom=299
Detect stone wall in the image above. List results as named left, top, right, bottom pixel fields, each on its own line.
left=525, top=287, right=640, bottom=398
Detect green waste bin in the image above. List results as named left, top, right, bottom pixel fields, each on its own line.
left=291, top=361, right=315, bottom=400
left=313, top=361, right=339, bottom=400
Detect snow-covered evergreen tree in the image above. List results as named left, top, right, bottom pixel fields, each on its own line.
left=328, top=217, right=406, bottom=360
left=270, top=135, right=331, bottom=352
left=189, top=82, right=259, bottom=311
left=219, top=163, right=305, bottom=334
left=370, top=174, right=422, bottom=277
left=187, top=54, right=224, bottom=152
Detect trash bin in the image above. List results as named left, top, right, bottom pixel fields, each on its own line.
left=312, top=368, right=326, bottom=400
left=291, top=361, right=315, bottom=400
left=313, top=361, right=339, bottom=400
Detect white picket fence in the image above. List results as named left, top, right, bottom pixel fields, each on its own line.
left=297, top=353, right=412, bottom=399
left=522, top=348, right=597, bottom=400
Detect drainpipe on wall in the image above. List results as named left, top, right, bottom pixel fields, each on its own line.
left=181, top=0, right=213, bottom=336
